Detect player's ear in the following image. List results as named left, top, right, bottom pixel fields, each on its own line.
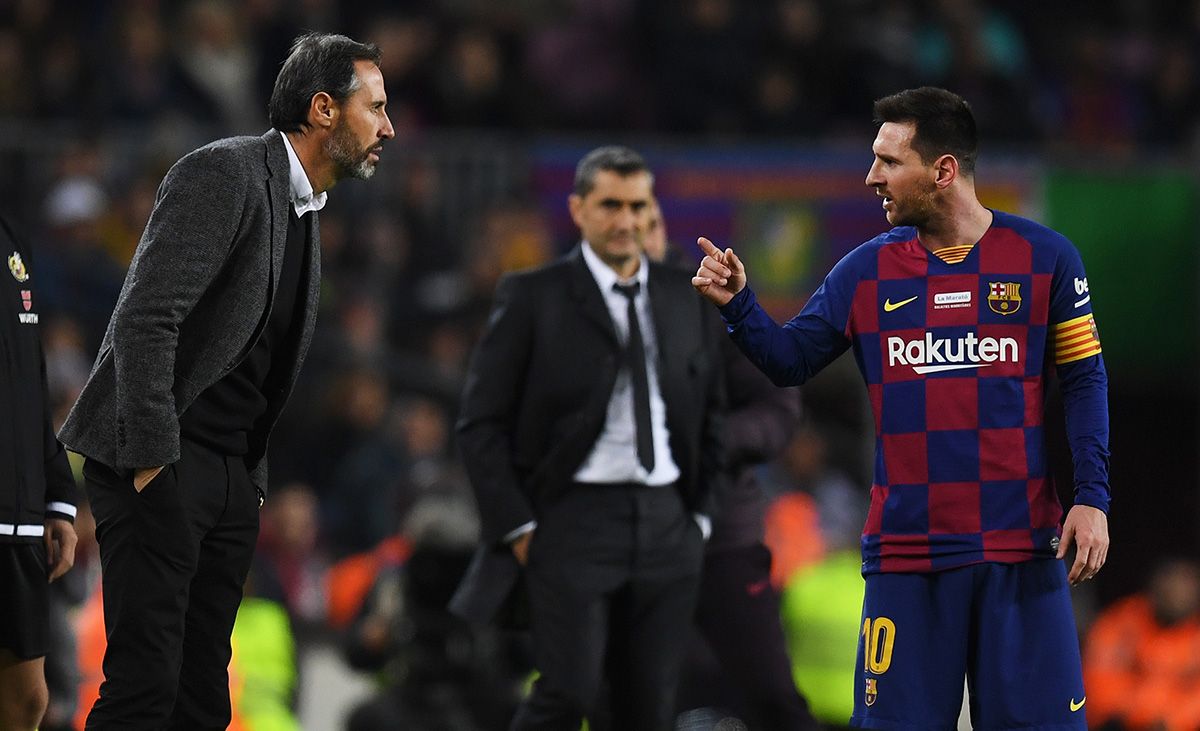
left=568, top=193, right=584, bottom=227
left=933, top=154, right=958, bottom=189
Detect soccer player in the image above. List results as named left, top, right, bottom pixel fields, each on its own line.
left=692, top=87, right=1109, bottom=730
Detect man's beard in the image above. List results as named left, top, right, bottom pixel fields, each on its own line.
left=890, top=180, right=939, bottom=228
left=325, top=122, right=377, bottom=181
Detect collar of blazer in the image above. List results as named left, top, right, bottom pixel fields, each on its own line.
left=563, top=245, right=680, bottom=358
left=261, top=129, right=291, bottom=182
left=566, top=246, right=619, bottom=346
left=263, top=130, right=296, bottom=299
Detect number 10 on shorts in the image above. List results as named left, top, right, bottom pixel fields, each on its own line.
left=861, top=616, right=896, bottom=674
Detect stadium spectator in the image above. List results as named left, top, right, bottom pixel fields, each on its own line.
left=764, top=423, right=868, bottom=555
left=1084, top=558, right=1200, bottom=731
left=693, top=86, right=1110, bottom=729
left=3, top=2, right=1200, bottom=146
left=253, top=482, right=329, bottom=626
left=342, top=491, right=519, bottom=731
left=58, top=32, right=395, bottom=728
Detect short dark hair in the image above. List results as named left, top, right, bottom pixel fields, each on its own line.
left=573, top=146, right=653, bottom=197
left=872, top=87, right=978, bottom=175
left=268, top=32, right=383, bottom=133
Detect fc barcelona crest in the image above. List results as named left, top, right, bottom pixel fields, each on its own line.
left=7, top=252, right=28, bottom=282
left=987, top=281, right=1021, bottom=315
left=864, top=677, right=878, bottom=706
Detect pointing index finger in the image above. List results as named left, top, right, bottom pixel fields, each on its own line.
left=697, top=236, right=722, bottom=260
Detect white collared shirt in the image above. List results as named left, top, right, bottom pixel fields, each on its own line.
left=573, top=241, right=681, bottom=487
left=279, top=132, right=327, bottom=217
left=502, top=242, right=708, bottom=544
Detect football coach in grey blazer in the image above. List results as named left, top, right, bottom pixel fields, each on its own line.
left=59, top=32, right=394, bottom=729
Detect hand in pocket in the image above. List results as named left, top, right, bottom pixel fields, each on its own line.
left=133, top=465, right=165, bottom=493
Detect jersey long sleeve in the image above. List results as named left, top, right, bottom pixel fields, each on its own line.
left=719, top=210, right=1110, bottom=574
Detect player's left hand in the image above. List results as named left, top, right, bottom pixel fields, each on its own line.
left=44, top=518, right=78, bottom=583
left=1057, top=505, right=1108, bottom=587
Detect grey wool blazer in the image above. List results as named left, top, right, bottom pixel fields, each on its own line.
left=59, top=129, right=321, bottom=496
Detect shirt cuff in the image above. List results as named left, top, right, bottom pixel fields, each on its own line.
left=503, top=521, right=537, bottom=544
left=693, top=513, right=711, bottom=542
left=1073, top=493, right=1110, bottom=514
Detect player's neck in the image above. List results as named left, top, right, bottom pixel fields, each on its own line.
left=917, top=195, right=993, bottom=252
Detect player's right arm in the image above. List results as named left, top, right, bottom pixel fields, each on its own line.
left=693, top=236, right=851, bottom=387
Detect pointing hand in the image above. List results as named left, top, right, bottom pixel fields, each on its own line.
left=691, top=236, right=747, bottom=306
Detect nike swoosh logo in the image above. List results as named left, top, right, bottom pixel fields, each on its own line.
left=1070, top=697, right=1086, bottom=712
left=883, top=296, right=919, bottom=312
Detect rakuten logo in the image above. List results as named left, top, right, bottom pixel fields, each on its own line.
left=886, top=333, right=1019, bottom=374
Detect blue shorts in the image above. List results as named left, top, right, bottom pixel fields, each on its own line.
left=850, top=560, right=1086, bottom=730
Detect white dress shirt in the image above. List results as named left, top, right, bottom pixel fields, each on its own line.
left=573, top=241, right=681, bottom=486
left=502, top=243, right=711, bottom=543
left=279, top=132, right=327, bottom=217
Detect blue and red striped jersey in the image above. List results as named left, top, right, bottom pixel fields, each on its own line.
left=720, top=210, right=1110, bottom=574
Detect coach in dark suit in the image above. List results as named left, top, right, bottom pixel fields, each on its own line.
left=58, top=33, right=394, bottom=729
left=451, top=146, right=725, bottom=730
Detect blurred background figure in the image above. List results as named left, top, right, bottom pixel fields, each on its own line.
left=1084, top=558, right=1200, bottom=731
left=341, top=491, right=523, bottom=731
left=761, top=423, right=867, bottom=585
left=253, top=482, right=329, bottom=628
left=644, top=200, right=819, bottom=730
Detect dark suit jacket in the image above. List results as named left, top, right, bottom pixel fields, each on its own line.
left=59, top=129, right=321, bottom=496
left=449, top=246, right=726, bottom=626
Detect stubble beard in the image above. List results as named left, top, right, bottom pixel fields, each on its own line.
left=325, top=122, right=377, bottom=181
left=890, top=180, right=939, bottom=229
left=596, top=230, right=643, bottom=273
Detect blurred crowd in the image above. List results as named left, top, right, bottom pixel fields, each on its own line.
left=8, top=0, right=1200, bottom=729
left=4, top=0, right=1200, bottom=150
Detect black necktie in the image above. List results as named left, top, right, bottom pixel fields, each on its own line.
left=614, top=282, right=655, bottom=472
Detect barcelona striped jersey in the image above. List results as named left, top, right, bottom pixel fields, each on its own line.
left=720, top=210, right=1110, bottom=574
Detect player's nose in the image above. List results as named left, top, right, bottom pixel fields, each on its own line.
left=865, top=159, right=885, bottom=188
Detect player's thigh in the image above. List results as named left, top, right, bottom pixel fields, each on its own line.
left=970, top=560, right=1086, bottom=730
left=851, top=569, right=972, bottom=730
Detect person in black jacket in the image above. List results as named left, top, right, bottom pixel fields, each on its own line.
left=58, top=34, right=394, bottom=729
left=0, top=214, right=78, bottom=731
left=643, top=202, right=819, bottom=730
left=450, top=147, right=725, bottom=730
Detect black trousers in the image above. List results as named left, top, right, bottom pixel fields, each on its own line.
left=511, top=482, right=704, bottom=731
left=678, top=543, right=820, bottom=731
left=83, top=439, right=259, bottom=730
